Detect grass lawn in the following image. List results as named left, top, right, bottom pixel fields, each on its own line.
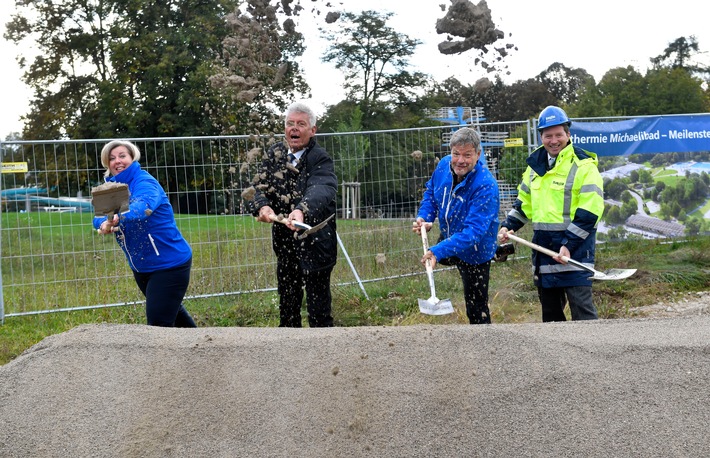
left=3, top=233, right=710, bottom=366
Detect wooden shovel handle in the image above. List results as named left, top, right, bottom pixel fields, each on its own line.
left=420, top=224, right=435, bottom=272
left=420, top=223, right=430, bottom=254
left=505, top=233, right=562, bottom=259
left=268, top=214, right=289, bottom=225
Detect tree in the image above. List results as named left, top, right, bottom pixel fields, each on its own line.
left=573, top=38, right=710, bottom=116
left=642, top=67, right=707, bottom=114
left=4, top=0, right=315, bottom=201
left=498, top=146, right=529, bottom=184
left=592, top=66, right=647, bottom=116
left=603, top=205, right=623, bottom=225
left=651, top=36, right=710, bottom=78
left=684, top=216, right=704, bottom=236
left=321, top=10, right=429, bottom=128
left=5, top=0, right=242, bottom=140
left=639, top=169, right=654, bottom=184
left=536, top=62, right=594, bottom=106
left=493, top=78, right=556, bottom=121
left=207, top=0, right=309, bottom=136
left=604, top=178, right=628, bottom=200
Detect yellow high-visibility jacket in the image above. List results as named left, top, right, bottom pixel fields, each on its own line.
left=502, top=142, right=604, bottom=287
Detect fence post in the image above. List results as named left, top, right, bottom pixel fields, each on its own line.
left=341, top=182, right=361, bottom=219
left=0, top=158, right=4, bottom=324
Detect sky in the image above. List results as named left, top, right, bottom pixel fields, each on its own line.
left=1, top=0, right=709, bottom=140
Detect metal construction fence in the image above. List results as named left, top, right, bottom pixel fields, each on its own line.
left=0, top=115, right=532, bottom=320
left=2, top=111, right=708, bottom=321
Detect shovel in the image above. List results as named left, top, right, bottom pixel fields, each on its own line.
left=417, top=225, right=454, bottom=315
left=504, top=233, right=637, bottom=281
left=268, top=213, right=334, bottom=240
left=91, top=182, right=130, bottom=233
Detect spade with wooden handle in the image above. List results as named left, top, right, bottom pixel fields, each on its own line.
left=268, top=213, right=334, bottom=240
left=91, top=182, right=130, bottom=234
left=504, top=232, right=636, bottom=281
left=417, top=223, right=454, bottom=315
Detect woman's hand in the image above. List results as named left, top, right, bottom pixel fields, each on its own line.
left=98, top=214, right=119, bottom=235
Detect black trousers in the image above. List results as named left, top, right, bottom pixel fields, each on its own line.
left=455, top=259, right=492, bottom=324
left=537, top=285, right=597, bottom=322
left=133, top=258, right=197, bottom=327
left=276, top=257, right=334, bottom=328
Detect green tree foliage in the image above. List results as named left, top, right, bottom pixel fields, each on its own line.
left=603, top=204, right=624, bottom=224
left=620, top=199, right=638, bottom=220
left=582, top=66, right=647, bottom=116
left=621, top=190, right=634, bottom=203
left=605, top=225, right=628, bottom=240
left=642, top=67, right=707, bottom=114
left=638, top=169, right=654, bottom=184
left=658, top=174, right=709, bottom=215
left=321, top=102, right=371, bottom=183
left=320, top=10, right=429, bottom=129
left=497, top=146, right=529, bottom=185
left=603, top=178, right=628, bottom=200
left=4, top=0, right=313, bottom=200
left=493, top=78, right=556, bottom=121
left=574, top=37, right=710, bottom=116
left=536, top=62, right=594, bottom=106
left=684, top=216, right=705, bottom=236
left=651, top=35, right=710, bottom=78
left=5, top=0, right=243, bottom=140
left=208, top=0, right=309, bottom=136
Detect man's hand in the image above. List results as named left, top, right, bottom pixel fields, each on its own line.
left=421, top=250, right=437, bottom=269
left=553, top=245, right=571, bottom=264
left=412, top=217, right=431, bottom=234
left=257, top=206, right=276, bottom=223
left=286, top=209, right=304, bottom=231
left=498, top=227, right=513, bottom=243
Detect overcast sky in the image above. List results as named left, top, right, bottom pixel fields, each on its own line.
left=2, top=0, right=709, bottom=140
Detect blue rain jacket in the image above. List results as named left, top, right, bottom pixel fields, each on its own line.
left=93, top=161, right=192, bottom=272
left=417, top=155, right=499, bottom=265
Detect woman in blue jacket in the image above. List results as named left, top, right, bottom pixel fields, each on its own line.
left=414, top=128, right=500, bottom=324
left=93, top=140, right=196, bottom=327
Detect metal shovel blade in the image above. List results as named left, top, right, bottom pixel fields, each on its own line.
left=590, top=268, right=637, bottom=281
left=294, top=213, right=335, bottom=239
left=418, top=297, right=454, bottom=315
left=418, top=225, right=454, bottom=315
left=91, top=182, right=130, bottom=216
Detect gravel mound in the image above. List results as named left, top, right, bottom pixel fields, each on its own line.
left=1, top=317, right=709, bottom=457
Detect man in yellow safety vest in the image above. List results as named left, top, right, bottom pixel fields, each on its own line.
left=499, top=106, right=604, bottom=322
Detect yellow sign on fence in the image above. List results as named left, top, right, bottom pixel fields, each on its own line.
left=2, top=162, right=29, bottom=173
left=504, top=138, right=524, bottom=148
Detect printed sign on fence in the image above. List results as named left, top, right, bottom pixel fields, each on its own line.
left=1, top=162, right=28, bottom=173
left=504, top=138, right=524, bottom=147
left=570, top=115, right=710, bottom=157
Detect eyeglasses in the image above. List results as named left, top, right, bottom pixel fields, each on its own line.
left=285, top=120, right=309, bottom=128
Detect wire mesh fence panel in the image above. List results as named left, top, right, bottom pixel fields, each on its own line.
left=8, top=113, right=706, bottom=317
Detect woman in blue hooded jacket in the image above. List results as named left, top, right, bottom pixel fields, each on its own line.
left=414, top=127, right=500, bottom=324
left=93, top=140, right=196, bottom=327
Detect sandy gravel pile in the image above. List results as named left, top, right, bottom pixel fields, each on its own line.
left=1, top=315, right=709, bottom=457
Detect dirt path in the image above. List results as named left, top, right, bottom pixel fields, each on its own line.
left=630, top=290, right=710, bottom=318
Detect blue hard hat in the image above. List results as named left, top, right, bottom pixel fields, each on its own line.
left=537, top=106, right=571, bottom=131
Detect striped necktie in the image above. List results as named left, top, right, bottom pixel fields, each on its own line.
left=288, top=153, right=296, bottom=165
